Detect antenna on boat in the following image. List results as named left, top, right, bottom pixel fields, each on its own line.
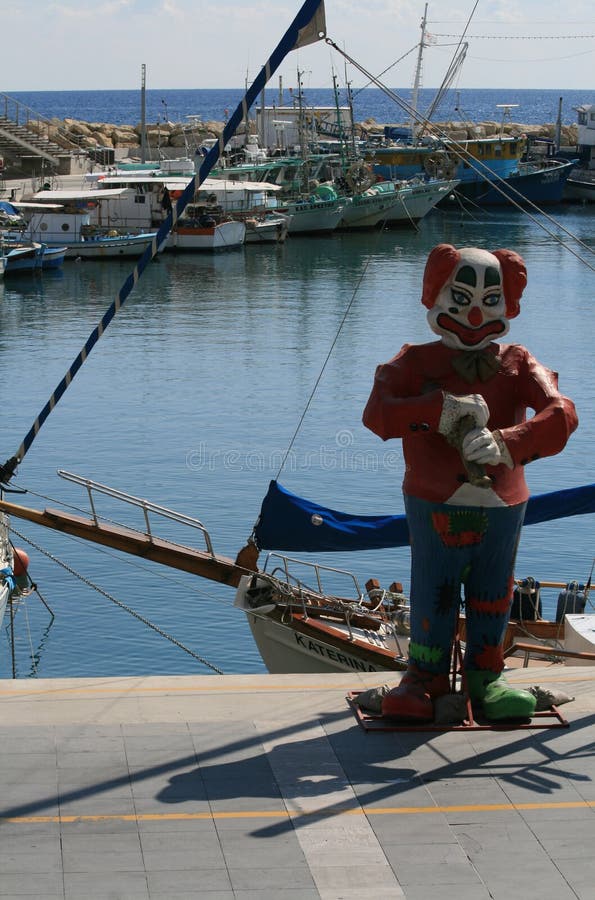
left=496, top=103, right=519, bottom=138
left=140, top=63, right=147, bottom=164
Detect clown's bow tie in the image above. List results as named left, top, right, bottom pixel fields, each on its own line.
left=451, top=349, right=501, bottom=383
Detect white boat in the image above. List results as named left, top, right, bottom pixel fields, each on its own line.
left=164, top=200, right=246, bottom=251
left=338, top=177, right=459, bottom=229
left=280, top=195, right=345, bottom=233
left=0, top=253, right=6, bottom=278
left=16, top=192, right=160, bottom=259
left=242, top=212, right=291, bottom=243
left=168, top=214, right=246, bottom=251
left=92, top=169, right=288, bottom=235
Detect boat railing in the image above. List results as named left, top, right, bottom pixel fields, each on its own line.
left=57, top=469, right=216, bottom=557
left=262, top=551, right=364, bottom=601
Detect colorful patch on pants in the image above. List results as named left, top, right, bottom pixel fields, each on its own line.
left=409, top=639, right=445, bottom=668
left=432, top=509, right=488, bottom=547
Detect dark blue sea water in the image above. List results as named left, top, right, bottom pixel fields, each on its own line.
left=6, top=87, right=592, bottom=129
left=1, top=204, right=593, bottom=679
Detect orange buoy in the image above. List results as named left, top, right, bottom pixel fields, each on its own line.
left=12, top=548, right=29, bottom=577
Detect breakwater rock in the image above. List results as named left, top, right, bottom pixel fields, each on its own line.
left=29, top=116, right=578, bottom=152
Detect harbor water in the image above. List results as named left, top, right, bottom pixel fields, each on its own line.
left=1, top=201, right=593, bottom=678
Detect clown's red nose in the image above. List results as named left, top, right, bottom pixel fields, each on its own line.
left=468, top=307, right=483, bottom=327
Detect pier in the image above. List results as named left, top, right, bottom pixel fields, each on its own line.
left=2, top=667, right=595, bottom=898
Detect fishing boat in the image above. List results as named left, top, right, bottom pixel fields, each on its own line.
left=562, top=103, right=595, bottom=202
left=339, top=176, right=458, bottom=228
left=359, top=7, right=575, bottom=207
left=167, top=203, right=246, bottom=251
left=14, top=192, right=160, bottom=259
left=242, top=212, right=291, bottom=243
left=86, top=170, right=292, bottom=245
left=3, top=241, right=44, bottom=274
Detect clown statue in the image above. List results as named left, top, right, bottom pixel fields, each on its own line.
left=363, top=244, right=578, bottom=722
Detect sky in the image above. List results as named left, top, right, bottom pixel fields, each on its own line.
left=1, top=0, right=594, bottom=93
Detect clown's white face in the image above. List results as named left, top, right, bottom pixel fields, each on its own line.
left=427, top=247, right=510, bottom=350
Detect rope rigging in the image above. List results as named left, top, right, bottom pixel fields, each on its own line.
left=324, top=37, right=595, bottom=273
left=7, top=524, right=225, bottom=674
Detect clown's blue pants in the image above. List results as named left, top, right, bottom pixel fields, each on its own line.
left=404, top=496, right=527, bottom=675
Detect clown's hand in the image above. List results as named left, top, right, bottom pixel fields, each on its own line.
left=461, top=427, right=503, bottom=465
left=438, top=392, right=489, bottom=436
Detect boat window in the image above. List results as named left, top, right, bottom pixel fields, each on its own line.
left=61, top=224, right=70, bottom=232
left=134, top=196, right=146, bottom=204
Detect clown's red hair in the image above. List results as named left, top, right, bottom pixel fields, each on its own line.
left=421, top=243, right=527, bottom=318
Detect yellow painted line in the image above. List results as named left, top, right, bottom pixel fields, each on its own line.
left=0, top=672, right=594, bottom=699
left=0, top=683, right=369, bottom=698
left=2, top=799, right=595, bottom=825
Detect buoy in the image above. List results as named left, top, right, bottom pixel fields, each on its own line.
left=12, top=548, right=29, bottom=577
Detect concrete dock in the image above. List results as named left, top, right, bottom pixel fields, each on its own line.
left=1, top=666, right=595, bottom=899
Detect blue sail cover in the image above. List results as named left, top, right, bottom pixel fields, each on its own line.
left=254, top=480, right=595, bottom=552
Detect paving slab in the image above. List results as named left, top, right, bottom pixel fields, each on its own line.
left=0, top=667, right=594, bottom=899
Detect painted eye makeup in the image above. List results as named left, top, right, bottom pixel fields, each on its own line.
left=450, top=288, right=471, bottom=307
left=483, top=292, right=502, bottom=307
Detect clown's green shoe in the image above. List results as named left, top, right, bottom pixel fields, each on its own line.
left=466, top=670, right=537, bottom=721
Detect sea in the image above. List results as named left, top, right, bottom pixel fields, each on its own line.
left=6, top=87, right=593, bottom=129
left=0, top=89, right=593, bottom=679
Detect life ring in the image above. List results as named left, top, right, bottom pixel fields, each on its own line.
left=423, top=150, right=458, bottom=180
left=345, top=159, right=374, bottom=193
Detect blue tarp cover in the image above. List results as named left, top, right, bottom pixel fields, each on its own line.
left=254, top=480, right=595, bottom=552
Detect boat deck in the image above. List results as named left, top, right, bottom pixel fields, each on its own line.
left=1, top=667, right=595, bottom=899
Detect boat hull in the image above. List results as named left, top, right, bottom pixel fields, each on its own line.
left=60, top=234, right=158, bottom=259
left=4, top=243, right=44, bottom=273
left=41, top=246, right=67, bottom=269
left=282, top=199, right=344, bottom=234
left=244, top=608, right=406, bottom=674
left=167, top=220, right=245, bottom=250
left=448, top=160, right=575, bottom=206
left=563, top=615, right=595, bottom=664
left=243, top=215, right=290, bottom=243
left=564, top=170, right=595, bottom=202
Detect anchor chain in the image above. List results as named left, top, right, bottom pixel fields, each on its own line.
left=7, top=526, right=225, bottom=674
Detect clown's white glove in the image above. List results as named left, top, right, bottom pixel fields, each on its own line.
left=461, top=427, right=513, bottom=467
left=438, top=392, right=489, bottom=436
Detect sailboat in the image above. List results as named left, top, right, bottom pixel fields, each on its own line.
left=0, top=0, right=593, bottom=677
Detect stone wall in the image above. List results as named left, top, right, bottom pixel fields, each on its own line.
left=25, top=116, right=579, bottom=152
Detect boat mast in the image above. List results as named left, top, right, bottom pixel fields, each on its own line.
left=332, top=73, right=347, bottom=169
left=140, top=64, right=147, bottom=164
left=410, top=3, right=428, bottom=143
left=555, top=96, right=563, bottom=152
left=297, top=68, right=310, bottom=193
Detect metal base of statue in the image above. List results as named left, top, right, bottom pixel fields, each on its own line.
left=347, top=636, right=570, bottom=732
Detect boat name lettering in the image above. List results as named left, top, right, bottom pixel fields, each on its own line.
left=294, top=633, right=377, bottom=671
